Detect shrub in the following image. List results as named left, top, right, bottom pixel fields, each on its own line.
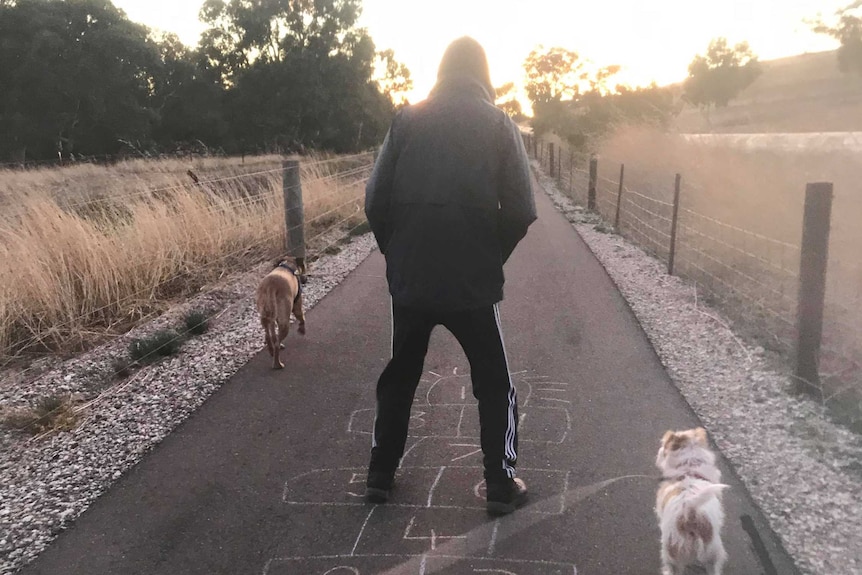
left=128, top=329, right=182, bottom=364
left=0, top=394, right=79, bottom=434
left=183, top=309, right=210, bottom=336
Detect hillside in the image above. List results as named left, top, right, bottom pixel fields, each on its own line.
left=672, top=50, right=862, bottom=133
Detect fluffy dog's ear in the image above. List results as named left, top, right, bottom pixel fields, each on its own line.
left=693, top=427, right=708, bottom=446
left=661, top=430, right=675, bottom=446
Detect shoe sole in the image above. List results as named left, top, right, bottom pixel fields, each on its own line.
left=365, top=487, right=390, bottom=503
left=486, top=494, right=527, bottom=516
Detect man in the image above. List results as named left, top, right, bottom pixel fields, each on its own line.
left=364, top=36, right=536, bottom=515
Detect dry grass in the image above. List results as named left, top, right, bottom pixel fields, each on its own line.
left=590, top=126, right=862, bottom=425
left=0, top=152, right=372, bottom=364
left=0, top=394, right=81, bottom=434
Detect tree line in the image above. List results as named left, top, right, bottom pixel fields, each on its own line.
left=0, top=0, right=411, bottom=163
left=522, top=0, right=862, bottom=151
left=2, top=0, right=859, bottom=164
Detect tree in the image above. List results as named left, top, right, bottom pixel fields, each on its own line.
left=150, top=33, right=228, bottom=151
left=812, top=1, right=862, bottom=75
left=199, top=0, right=365, bottom=80
left=0, top=0, right=161, bottom=161
left=683, top=38, right=762, bottom=108
left=523, top=47, right=585, bottom=108
left=375, top=49, right=413, bottom=106
left=493, top=83, right=525, bottom=122
left=199, top=0, right=395, bottom=152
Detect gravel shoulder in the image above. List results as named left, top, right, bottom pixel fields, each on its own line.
left=2, top=166, right=861, bottom=575
left=533, top=162, right=862, bottom=575
left=0, top=232, right=378, bottom=575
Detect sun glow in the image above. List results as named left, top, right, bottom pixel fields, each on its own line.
left=113, top=0, right=843, bottom=110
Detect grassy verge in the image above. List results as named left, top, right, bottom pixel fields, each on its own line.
left=589, top=126, right=862, bottom=428
left=0, top=153, right=371, bottom=364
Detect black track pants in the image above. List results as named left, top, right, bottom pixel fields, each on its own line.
left=369, top=303, right=518, bottom=483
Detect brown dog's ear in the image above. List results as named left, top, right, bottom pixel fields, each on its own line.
left=693, top=427, right=708, bottom=446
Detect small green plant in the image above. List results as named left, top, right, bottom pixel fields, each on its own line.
left=183, top=309, right=210, bottom=336
left=128, top=329, right=182, bottom=364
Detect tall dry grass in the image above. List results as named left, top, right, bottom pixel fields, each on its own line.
left=0, top=153, right=372, bottom=363
left=588, top=126, right=861, bottom=423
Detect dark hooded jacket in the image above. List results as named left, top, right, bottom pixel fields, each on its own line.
left=364, top=77, right=536, bottom=311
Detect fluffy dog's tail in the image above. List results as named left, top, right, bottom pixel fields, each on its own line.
left=672, top=483, right=729, bottom=549
left=688, top=483, right=729, bottom=509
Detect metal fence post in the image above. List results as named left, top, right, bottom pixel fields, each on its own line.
left=587, top=157, right=597, bottom=210
left=614, top=164, right=625, bottom=230
left=569, top=151, right=574, bottom=196
left=795, top=182, right=834, bottom=397
left=283, top=159, right=305, bottom=271
left=548, top=143, right=555, bottom=178
left=667, top=173, right=682, bottom=275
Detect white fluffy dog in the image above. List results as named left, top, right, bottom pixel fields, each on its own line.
left=655, top=427, right=729, bottom=575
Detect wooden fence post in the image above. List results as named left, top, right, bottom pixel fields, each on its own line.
left=533, top=136, right=538, bottom=159
left=667, top=173, right=682, bottom=275
left=614, top=164, right=625, bottom=230
left=587, top=157, right=597, bottom=210
left=569, top=151, right=574, bottom=196
left=557, top=146, right=563, bottom=182
left=283, top=159, right=305, bottom=271
left=548, top=143, right=555, bottom=178
left=795, top=182, right=834, bottom=397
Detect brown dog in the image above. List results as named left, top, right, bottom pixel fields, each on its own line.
left=256, top=257, right=306, bottom=369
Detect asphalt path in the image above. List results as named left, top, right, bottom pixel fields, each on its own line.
left=19, top=178, right=800, bottom=575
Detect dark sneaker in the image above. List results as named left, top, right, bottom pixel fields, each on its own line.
left=365, top=471, right=395, bottom=503
left=486, top=477, right=528, bottom=515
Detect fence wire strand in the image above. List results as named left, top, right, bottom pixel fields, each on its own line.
left=1, top=161, right=374, bottom=371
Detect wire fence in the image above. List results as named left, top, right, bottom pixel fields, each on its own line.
left=527, top=133, right=862, bottom=427
left=0, top=152, right=375, bottom=377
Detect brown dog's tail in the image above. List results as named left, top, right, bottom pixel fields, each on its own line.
left=257, top=289, right=279, bottom=355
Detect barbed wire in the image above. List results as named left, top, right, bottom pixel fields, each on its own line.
left=2, top=197, right=372, bottom=394
left=532, top=136, right=861, bottom=405
left=1, top=161, right=373, bottom=356
left=677, top=214, right=799, bottom=277
left=676, top=227, right=797, bottom=308
left=303, top=175, right=371, bottom=210
left=4, top=227, right=282, bottom=426
left=1, top=157, right=374, bottom=222
left=302, top=193, right=364, bottom=228
left=1, top=186, right=367, bottom=368
left=680, top=207, right=799, bottom=252
left=0, top=221, right=282, bottom=363
left=680, top=256, right=796, bottom=331
left=14, top=201, right=376, bottom=439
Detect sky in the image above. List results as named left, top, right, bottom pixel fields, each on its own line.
left=114, top=0, right=844, bottom=104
